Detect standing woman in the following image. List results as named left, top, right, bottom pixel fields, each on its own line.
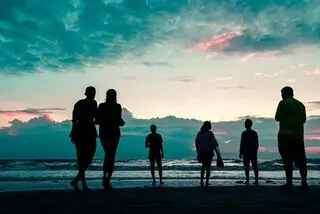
left=96, top=89, right=125, bottom=190
left=195, top=121, right=222, bottom=186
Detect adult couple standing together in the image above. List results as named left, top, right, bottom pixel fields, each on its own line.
left=69, top=86, right=125, bottom=192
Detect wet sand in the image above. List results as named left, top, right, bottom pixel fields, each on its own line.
left=0, top=186, right=319, bottom=214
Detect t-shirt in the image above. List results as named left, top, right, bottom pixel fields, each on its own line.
left=145, top=133, right=163, bottom=153
left=96, top=102, right=123, bottom=138
left=70, top=98, right=98, bottom=140
left=96, top=103, right=122, bottom=127
left=275, top=98, right=306, bottom=136
left=72, top=99, right=98, bottom=125
left=195, top=130, right=218, bottom=154
left=240, top=129, right=259, bottom=155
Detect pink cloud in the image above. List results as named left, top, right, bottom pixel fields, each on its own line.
left=258, top=146, right=267, bottom=152
left=305, top=146, right=320, bottom=153
left=213, top=131, right=227, bottom=135
left=304, top=134, right=320, bottom=140
left=187, top=31, right=242, bottom=52
left=0, top=108, right=65, bottom=118
left=308, top=129, right=320, bottom=133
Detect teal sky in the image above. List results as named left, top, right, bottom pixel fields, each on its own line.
left=1, top=0, right=320, bottom=158
left=1, top=45, right=320, bottom=125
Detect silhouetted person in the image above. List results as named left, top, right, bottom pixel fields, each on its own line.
left=239, top=119, right=259, bottom=185
left=69, top=86, right=98, bottom=192
left=145, top=125, right=164, bottom=185
left=96, top=89, right=125, bottom=190
left=195, top=121, right=221, bottom=186
left=275, top=86, right=307, bottom=189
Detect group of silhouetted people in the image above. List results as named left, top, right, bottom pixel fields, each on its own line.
left=69, top=85, right=308, bottom=191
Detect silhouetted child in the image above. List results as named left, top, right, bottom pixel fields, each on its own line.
left=239, top=119, right=259, bottom=185
left=145, top=125, right=164, bottom=185
left=195, top=121, right=221, bottom=186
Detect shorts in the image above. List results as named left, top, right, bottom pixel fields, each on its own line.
left=278, top=134, right=307, bottom=168
left=149, top=151, right=162, bottom=162
left=243, top=151, right=258, bottom=167
left=199, top=152, right=214, bottom=167
left=75, top=139, right=97, bottom=164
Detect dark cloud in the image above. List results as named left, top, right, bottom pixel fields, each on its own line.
left=0, top=108, right=65, bottom=117
left=1, top=108, right=320, bottom=159
left=140, top=61, right=174, bottom=68
left=1, top=0, right=320, bottom=74
left=307, top=101, right=320, bottom=110
left=219, top=85, right=250, bottom=90
left=169, top=76, right=196, bottom=83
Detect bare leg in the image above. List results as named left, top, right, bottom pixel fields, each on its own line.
left=299, top=165, right=308, bottom=187
left=81, top=159, right=92, bottom=191
left=156, top=158, right=164, bottom=184
left=244, top=165, right=250, bottom=184
left=200, top=165, right=205, bottom=186
left=102, top=151, right=108, bottom=187
left=150, top=160, right=156, bottom=185
left=252, top=163, right=259, bottom=184
left=284, top=162, right=293, bottom=187
left=105, top=142, right=118, bottom=189
left=205, top=164, right=211, bottom=186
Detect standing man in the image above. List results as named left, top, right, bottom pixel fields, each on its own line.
left=275, top=86, right=307, bottom=188
left=69, top=86, right=98, bottom=192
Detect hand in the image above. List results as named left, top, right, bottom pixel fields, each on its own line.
left=239, top=154, right=242, bottom=159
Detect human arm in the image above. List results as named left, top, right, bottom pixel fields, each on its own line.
left=117, top=104, right=125, bottom=126
left=212, top=133, right=221, bottom=158
left=302, top=104, right=307, bottom=124
left=69, top=101, right=79, bottom=141
left=195, top=132, right=200, bottom=153
left=95, top=102, right=101, bottom=125
left=145, top=135, right=150, bottom=148
left=239, top=132, right=244, bottom=159
left=255, top=131, right=259, bottom=151
left=160, top=135, right=164, bottom=158
left=275, top=101, right=283, bottom=122
left=71, top=101, right=79, bottom=127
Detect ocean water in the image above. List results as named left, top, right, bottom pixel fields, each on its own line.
left=0, top=158, right=319, bottom=191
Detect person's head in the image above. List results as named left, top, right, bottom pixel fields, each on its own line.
left=201, top=121, right=212, bottom=132
left=106, top=89, right=117, bottom=103
left=150, top=124, right=157, bottom=133
left=244, top=119, right=253, bottom=129
left=84, top=86, right=96, bottom=100
left=281, top=86, right=294, bottom=100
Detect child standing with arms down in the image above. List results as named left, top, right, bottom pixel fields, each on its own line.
left=239, top=119, right=259, bottom=185
left=145, top=125, right=164, bottom=185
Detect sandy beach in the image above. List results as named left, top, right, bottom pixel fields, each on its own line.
left=0, top=186, right=319, bottom=214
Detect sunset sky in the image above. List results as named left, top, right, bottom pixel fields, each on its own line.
left=0, top=0, right=320, bottom=158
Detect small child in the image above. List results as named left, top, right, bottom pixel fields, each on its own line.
left=239, top=119, right=259, bottom=185
left=145, top=125, right=164, bottom=185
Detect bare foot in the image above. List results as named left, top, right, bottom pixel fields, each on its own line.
left=70, top=180, right=80, bottom=192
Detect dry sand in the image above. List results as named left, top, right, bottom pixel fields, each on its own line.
left=0, top=186, right=319, bottom=214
